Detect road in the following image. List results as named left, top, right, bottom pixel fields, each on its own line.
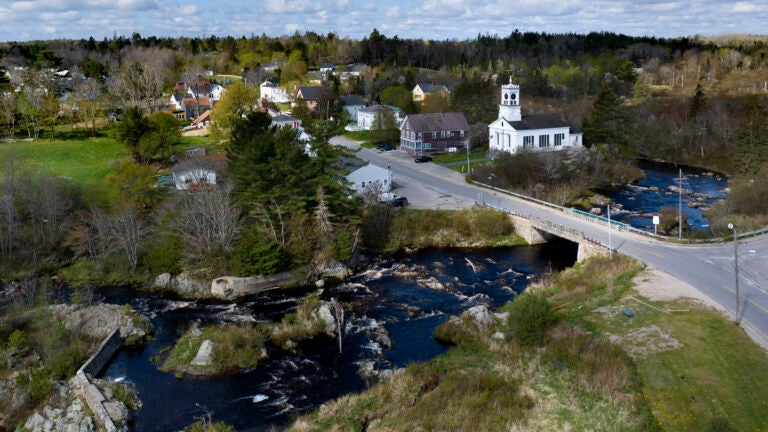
left=331, top=136, right=768, bottom=348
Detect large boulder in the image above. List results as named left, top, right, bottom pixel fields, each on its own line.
left=191, top=340, right=215, bottom=367
left=52, top=304, right=149, bottom=339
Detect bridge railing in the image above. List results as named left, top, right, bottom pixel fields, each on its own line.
left=472, top=180, right=765, bottom=244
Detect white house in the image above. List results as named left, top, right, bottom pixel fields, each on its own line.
left=271, top=114, right=302, bottom=129
left=357, top=105, right=405, bottom=131
left=346, top=164, right=392, bottom=196
left=260, top=77, right=290, bottom=104
left=339, top=95, right=367, bottom=121
left=171, top=156, right=227, bottom=190
left=488, top=79, right=582, bottom=154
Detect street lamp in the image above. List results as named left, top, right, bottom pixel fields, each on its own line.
left=728, top=223, right=740, bottom=326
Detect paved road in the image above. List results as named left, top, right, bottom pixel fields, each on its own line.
left=331, top=136, right=768, bottom=348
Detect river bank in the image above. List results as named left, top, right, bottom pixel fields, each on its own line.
left=288, top=254, right=768, bottom=431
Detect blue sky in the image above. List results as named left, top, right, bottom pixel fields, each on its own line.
left=0, top=0, right=766, bottom=42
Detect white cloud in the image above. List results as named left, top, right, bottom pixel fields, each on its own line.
left=179, top=5, right=199, bottom=15
left=265, top=0, right=320, bottom=14
left=732, top=2, right=759, bottom=13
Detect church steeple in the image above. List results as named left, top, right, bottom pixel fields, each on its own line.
left=498, top=77, right=521, bottom=122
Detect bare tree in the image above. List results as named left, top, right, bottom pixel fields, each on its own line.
left=108, top=63, right=165, bottom=113
left=329, top=298, right=344, bottom=354
left=73, top=78, right=103, bottom=136
left=176, top=182, right=242, bottom=259
left=181, top=66, right=208, bottom=120
left=0, top=91, right=17, bottom=139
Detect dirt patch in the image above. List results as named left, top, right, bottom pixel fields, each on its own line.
left=182, top=128, right=210, bottom=137
left=633, top=267, right=724, bottom=312
left=607, top=325, right=682, bottom=359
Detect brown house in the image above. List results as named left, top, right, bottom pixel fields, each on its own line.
left=294, top=85, right=331, bottom=111
left=399, top=112, right=470, bottom=156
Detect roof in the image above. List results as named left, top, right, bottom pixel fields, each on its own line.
left=414, top=83, right=449, bottom=94
left=340, top=95, right=366, bottom=106
left=192, top=109, right=212, bottom=125
left=173, top=154, right=228, bottom=175
left=296, top=85, right=331, bottom=100
left=320, top=62, right=335, bottom=69
left=359, top=104, right=404, bottom=117
left=403, top=112, right=469, bottom=133
left=507, top=114, right=572, bottom=131
left=272, top=114, right=300, bottom=123
left=347, top=164, right=390, bottom=181
left=261, top=77, right=280, bottom=87
left=183, top=97, right=211, bottom=106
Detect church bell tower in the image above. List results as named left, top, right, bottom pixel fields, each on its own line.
left=498, top=78, right=521, bottom=122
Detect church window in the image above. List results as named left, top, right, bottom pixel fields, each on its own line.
left=538, top=135, right=550, bottom=148
left=523, top=135, right=534, bottom=148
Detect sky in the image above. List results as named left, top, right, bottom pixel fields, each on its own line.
left=0, top=0, right=766, bottom=43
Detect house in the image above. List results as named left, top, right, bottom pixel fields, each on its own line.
left=319, top=62, right=335, bottom=74
left=412, top=83, right=451, bottom=104
left=294, top=85, right=332, bottom=111
left=488, top=79, right=583, bottom=154
left=260, top=77, right=290, bottom=104
left=171, top=155, right=227, bottom=190
left=339, top=95, right=367, bottom=120
left=399, top=112, right=470, bottom=156
left=357, top=104, right=405, bottom=131
left=346, top=164, right=392, bottom=196
left=180, top=79, right=224, bottom=103
left=262, top=61, right=284, bottom=73
left=171, top=93, right=190, bottom=110
left=183, top=97, right=211, bottom=121
left=271, top=114, right=302, bottom=130
left=192, top=109, right=212, bottom=128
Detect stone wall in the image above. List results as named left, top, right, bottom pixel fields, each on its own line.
left=79, top=329, right=122, bottom=377
left=72, top=329, right=123, bottom=432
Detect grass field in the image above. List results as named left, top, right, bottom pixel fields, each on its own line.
left=0, top=136, right=128, bottom=188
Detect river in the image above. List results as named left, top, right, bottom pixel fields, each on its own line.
left=99, top=239, right=577, bottom=431
left=604, top=160, right=728, bottom=235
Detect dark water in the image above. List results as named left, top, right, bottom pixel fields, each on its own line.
left=604, top=160, right=727, bottom=234
left=99, top=239, right=577, bottom=431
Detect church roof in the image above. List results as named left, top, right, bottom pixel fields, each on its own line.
left=508, top=114, right=571, bottom=131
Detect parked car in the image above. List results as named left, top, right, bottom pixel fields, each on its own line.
left=377, top=143, right=395, bottom=151
left=387, top=196, right=409, bottom=207
left=414, top=155, right=432, bottom=163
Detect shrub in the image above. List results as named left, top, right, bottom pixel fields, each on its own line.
left=502, top=292, right=559, bottom=346
left=144, top=234, right=184, bottom=274
left=8, top=329, right=27, bottom=351
left=59, top=258, right=101, bottom=286
left=231, top=229, right=286, bottom=276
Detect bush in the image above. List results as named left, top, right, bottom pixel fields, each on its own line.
left=8, top=329, right=27, bottom=351
left=502, top=292, right=559, bottom=346
left=231, top=229, right=286, bottom=276
left=144, top=234, right=184, bottom=274
left=59, top=258, right=101, bottom=286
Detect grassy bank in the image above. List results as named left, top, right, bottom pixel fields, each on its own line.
left=363, top=207, right=526, bottom=252
left=288, top=254, right=768, bottom=430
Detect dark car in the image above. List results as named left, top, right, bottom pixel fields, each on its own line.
left=414, top=155, right=432, bottom=163
left=387, top=196, right=408, bottom=207
left=378, top=143, right=395, bottom=151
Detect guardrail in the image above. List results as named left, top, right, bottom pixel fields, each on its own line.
left=471, top=180, right=766, bottom=244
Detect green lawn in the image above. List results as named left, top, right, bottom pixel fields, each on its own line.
left=589, top=295, right=768, bottom=431
left=431, top=149, right=487, bottom=164
left=0, top=136, right=128, bottom=188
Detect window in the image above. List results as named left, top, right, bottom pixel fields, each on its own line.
left=523, top=135, right=534, bottom=149
left=538, top=135, right=550, bottom=148
left=554, top=133, right=565, bottom=146
left=432, top=132, right=436, bottom=139
left=460, top=130, right=465, bottom=137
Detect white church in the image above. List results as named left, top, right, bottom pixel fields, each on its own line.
left=488, top=80, right=582, bottom=154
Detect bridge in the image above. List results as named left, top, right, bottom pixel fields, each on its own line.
left=332, top=136, right=768, bottom=351
left=498, top=209, right=608, bottom=261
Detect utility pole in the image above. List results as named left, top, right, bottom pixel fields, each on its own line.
left=678, top=168, right=683, bottom=241
left=728, top=223, right=740, bottom=325
left=466, top=140, right=471, bottom=176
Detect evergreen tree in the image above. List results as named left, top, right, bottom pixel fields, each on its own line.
left=582, top=85, right=630, bottom=149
